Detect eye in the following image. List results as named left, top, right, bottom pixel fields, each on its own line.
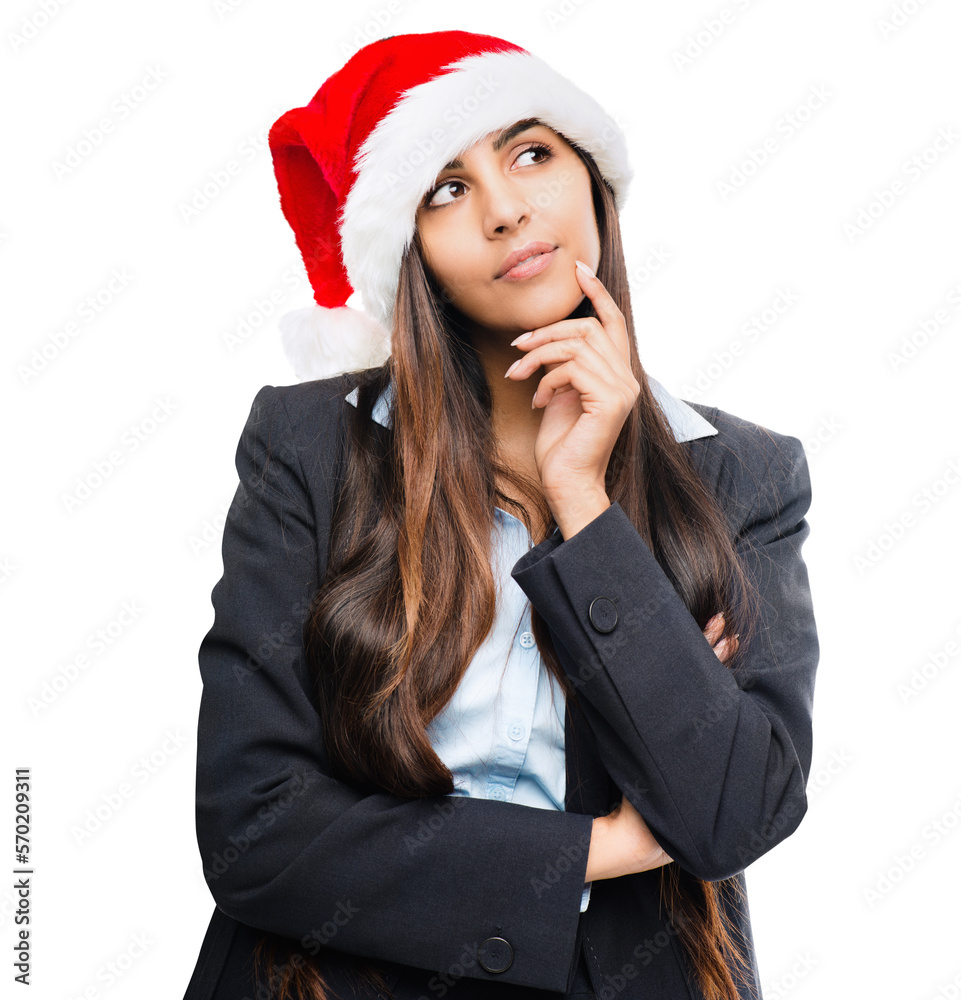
left=513, top=142, right=554, bottom=168
left=425, top=179, right=466, bottom=208
left=424, top=142, right=554, bottom=208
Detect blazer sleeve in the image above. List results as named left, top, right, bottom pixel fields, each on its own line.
left=510, top=424, right=819, bottom=883
left=194, top=384, right=595, bottom=994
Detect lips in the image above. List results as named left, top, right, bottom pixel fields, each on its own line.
left=496, top=241, right=557, bottom=279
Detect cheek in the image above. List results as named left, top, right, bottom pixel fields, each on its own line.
left=559, top=177, right=599, bottom=247
left=433, top=260, right=481, bottom=312
left=418, top=234, right=455, bottom=296
left=421, top=231, right=473, bottom=292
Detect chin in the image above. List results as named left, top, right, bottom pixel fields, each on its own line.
left=459, top=285, right=586, bottom=335
left=532, top=292, right=587, bottom=327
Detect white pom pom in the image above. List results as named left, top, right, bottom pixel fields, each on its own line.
left=278, top=305, right=392, bottom=382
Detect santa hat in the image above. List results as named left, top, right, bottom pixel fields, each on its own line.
left=268, top=30, right=633, bottom=382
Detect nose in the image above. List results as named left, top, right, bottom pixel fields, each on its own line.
left=480, top=172, right=532, bottom=238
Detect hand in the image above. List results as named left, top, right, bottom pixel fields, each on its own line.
left=587, top=792, right=673, bottom=882
left=610, top=793, right=674, bottom=872
left=505, top=260, right=640, bottom=513
left=703, top=611, right=739, bottom=665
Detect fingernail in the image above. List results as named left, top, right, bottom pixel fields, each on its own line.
left=511, top=332, right=533, bottom=346
left=575, top=259, right=594, bottom=277
left=504, top=360, right=520, bottom=378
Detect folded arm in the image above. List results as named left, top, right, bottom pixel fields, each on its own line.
left=510, top=427, right=819, bottom=882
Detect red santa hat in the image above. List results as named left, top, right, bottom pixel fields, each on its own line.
left=268, top=29, right=633, bottom=381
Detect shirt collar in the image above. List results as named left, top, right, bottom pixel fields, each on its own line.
left=344, top=374, right=717, bottom=442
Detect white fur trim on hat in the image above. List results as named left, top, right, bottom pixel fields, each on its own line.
left=278, top=305, right=391, bottom=382
left=339, top=48, right=632, bottom=334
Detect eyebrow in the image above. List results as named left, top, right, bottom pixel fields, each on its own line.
left=439, top=119, right=543, bottom=172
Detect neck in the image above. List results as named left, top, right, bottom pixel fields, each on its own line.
left=464, top=324, right=554, bottom=540
left=466, top=323, right=545, bottom=449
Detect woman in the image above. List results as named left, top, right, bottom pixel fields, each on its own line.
left=183, top=29, right=819, bottom=1000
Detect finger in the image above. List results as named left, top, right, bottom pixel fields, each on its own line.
left=711, top=637, right=732, bottom=663
left=702, top=612, right=725, bottom=644
left=531, top=355, right=633, bottom=412
left=511, top=316, right=633, bottom=384
left=505, top=336, right=615, bottom=384
left=712, top=635, right=740, bottom=665
left=573, top=259, right=631, bottom=358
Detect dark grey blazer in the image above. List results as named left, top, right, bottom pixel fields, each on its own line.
left=183, top=371, right=819, bottom=1000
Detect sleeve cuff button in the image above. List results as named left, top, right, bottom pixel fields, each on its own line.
left=478, top=936, right=513, bottom=973
left=588, top=596, right=618, bottom=633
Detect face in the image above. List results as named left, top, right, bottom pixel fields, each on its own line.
left=413, top=121, right=601, bottom=344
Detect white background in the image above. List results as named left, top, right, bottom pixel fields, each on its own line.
left=4, top=0, right=960, bottom=997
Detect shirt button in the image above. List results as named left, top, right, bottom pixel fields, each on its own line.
left=519, top=631, right=535, bottom=649
left=489, top=786, right=506, bottom=801
left=509, top=723, right=525, bottom=741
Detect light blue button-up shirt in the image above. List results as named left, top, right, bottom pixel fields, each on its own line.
left=344, top=375, right=717, bottom=912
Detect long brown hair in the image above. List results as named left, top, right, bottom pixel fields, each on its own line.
left=255, top=135, right=763, bottom=1000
